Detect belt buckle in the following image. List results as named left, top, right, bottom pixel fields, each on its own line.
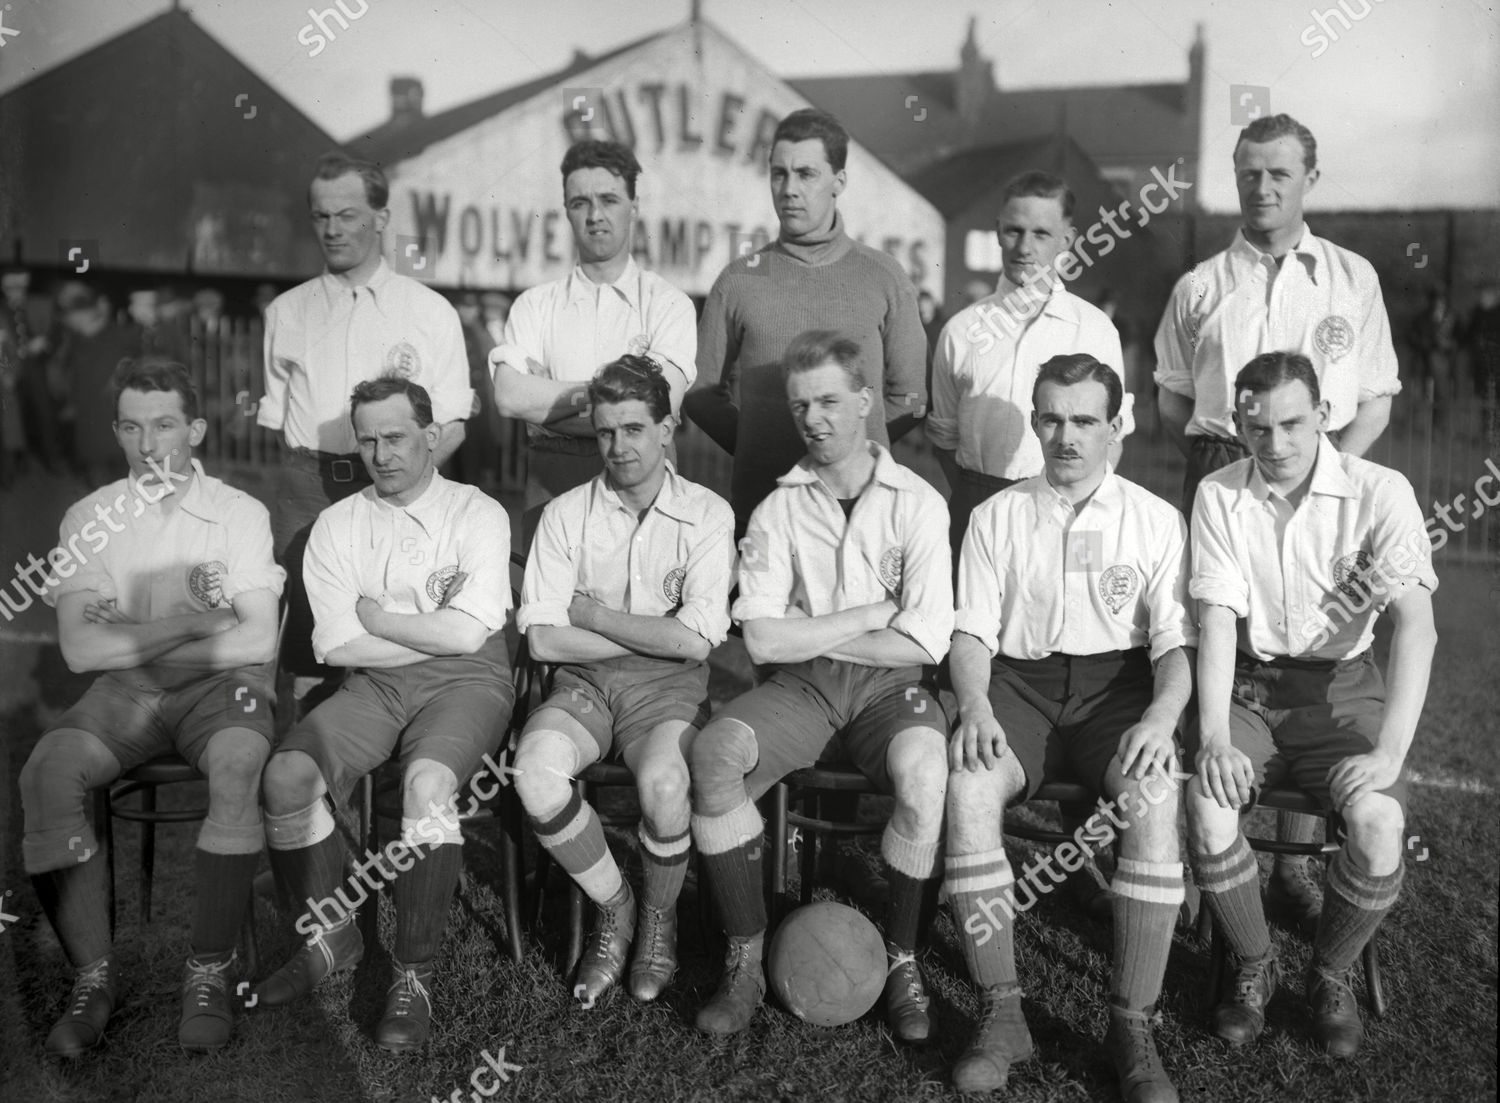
left=330, top=458, right=356, bottom=483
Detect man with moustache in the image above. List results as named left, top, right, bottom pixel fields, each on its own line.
left=256, top=152, right=472, bottom=709
left=488, top=140, right=696, bottom=538
left=1153, top=113, right=1402, bottom=929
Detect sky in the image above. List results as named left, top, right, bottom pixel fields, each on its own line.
left=1, top=0, right=1496, bottom=212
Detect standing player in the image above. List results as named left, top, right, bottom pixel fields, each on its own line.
left=20, top=360, right=285, bottom=1054
left=488, top=140, right=696, bottom=537
left=685, top=108, right=928, bottom=538
left=1187, top=352, right=1436, bottom=1058
left=254, top=377, right=513, bottom=1052
left=1153, top=113, right=1402, bottom=924
left=689, top=332, right=952, bottom=1040
left=513, top=355, right=733, bottom=1006
left=256, top=152, right=473, bottom=709
left=928, top=172, right=1129, bottom=556
left=945, top=355, right=1194, bottom=1099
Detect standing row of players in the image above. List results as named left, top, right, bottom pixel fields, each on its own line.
left=17, top=105, right=1430, bottom=1103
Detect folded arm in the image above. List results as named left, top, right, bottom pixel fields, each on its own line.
left=568, top=595, right=711, bottom=662
left=152, top=589, right=280, bottom=670
left=57, top=591, right=236, bottom=673
left=741, top=601, right=895, bottom=666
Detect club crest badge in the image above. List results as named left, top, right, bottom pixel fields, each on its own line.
left=384, top=340, right=422, bottom=379
left=188, top=561, right=226, bottom=608
left=1332, top=550, right=1374, bottom=602
left=426, top=565, right=460, bottom=604
left=1314, top=315, right=1354, bottom=361
left=1098, top=565, right=1139, bottom=615
left=663, top=566, right=686, bottom=607
left=878, top=547, right=904, bottom=595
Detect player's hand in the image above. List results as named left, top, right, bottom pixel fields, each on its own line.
left=355, top=596, right=385, bottom=633
left=1327, top=751, right=1401, bottom=811
left=1194, top=741, right=1254, bottom=809
left=1117, top=719, right=1177, bottom=781
left=950, top=706, right=1008, bottom=772
left=84, top=598, right=137, bottom=625
left=568, top=593, right=602, bottom=630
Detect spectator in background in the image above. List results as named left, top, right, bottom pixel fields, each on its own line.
left=128, top=289, right=187, bottom=362
left=453, top=290, right=501, bottom=488
left=193, top=288, right=227, bottom=337
left=0, top=324, right=25, bottom=484
left=1464, top=280, right=1500, bottom=439
left=1408, top=286, right=1457, bottom=428
left=1, top=266, right=63, bottom=470
left=55, top=283, right=140, bottom=486
left=157, top=284, right=191, bottom=326
left=253, top=282, right=280, bottom=325
left=481, top=291, right=511, bottom=348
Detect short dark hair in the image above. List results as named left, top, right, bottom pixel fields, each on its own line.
left=310, top=151, right=389, bottom=210
left=772, top=109, right=849, bottom=173
left=1234, top=351, right=1321, bottom=408
left=588, top=355, right=670, bottom=423
left=1000, top=170, right=1075, bottom=222
left=349, top=375, right=433, bottom=427
left=1032, top=353, right=1123, bottom=420
left=782, top=329, right=865, bottom=391
left=113, top=358, right=200, bottom=421
left=1234, top=113, right=1318, bottom=173
left=560, top=140, right=642, bottom=200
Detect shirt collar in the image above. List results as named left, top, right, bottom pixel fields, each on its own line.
left=1238, top=435, right=1355, bottom=510
left=319, top=257, right=394, bottom=313
left=373, top=469, right=449, bottom=532
left=567, top=255, right=641, bottom=311
left=593, top=460, right=698, bottom=523
left=1028, top=463, right=1121, bottom=514
left=169, top=459, right=216, bottom=522
left=778, top=442, right=922, bottom=495
left=1229, top=225, right=1322, bottom=282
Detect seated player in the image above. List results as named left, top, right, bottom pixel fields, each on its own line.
left=254, top=376, right=515, bottom=1052
left=944, top=354, right=1195, bottom=1100
left=513, top=355, right=733, bottom=1006
left=690, top=330, right=953, bottom=1039
left=1187, top=352, right=1437, bottom=1058
left=20, top=359, right=285, bottom=1054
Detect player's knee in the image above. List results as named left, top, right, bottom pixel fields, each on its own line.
left=21, top=728, right=118, bottom=804
left=512, top=729, right=577, bottom=817
left=262, top=749, right=323, bottom=813
left=1342, top=791, right=1404, bottom=847
left=690, top=718, right=757, bottom=815
left=1185, top=791, right=1237, bottom=855
left=19, top=728, right=118, bottom=874
left=402, top=762, right=458, bottom=821
left=202, top=732, right=271, bottom=801
left=1105, top=761, right=1180, bottom=823
left=637, top=758, right=690, bottom=821
left=889, top=731, right=948, bottom=819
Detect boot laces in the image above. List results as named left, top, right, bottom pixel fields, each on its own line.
left=1314, top=967, right=1353, bottom=1013
left=1115, top=1008, right=1165, bottom=1074
left=387, top=966, right=431, bottom=1017
left=1234, top=956, right=1273, bottom=1004
left=723, top=939, right=756, bottom=984
left=887, top=950, right=928, bottom=1007
left=184, top=956, right=234, bottom=1010
left=68, top=960, right=111, bottom=1014
left=638, top=904, right=665, bottom=958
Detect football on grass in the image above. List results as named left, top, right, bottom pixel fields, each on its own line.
left=767, top=902, right=886, bottom=1026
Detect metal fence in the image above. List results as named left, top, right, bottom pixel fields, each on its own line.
left=190, top=315, right=1496, bottom=568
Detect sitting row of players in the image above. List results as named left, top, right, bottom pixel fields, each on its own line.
left=21, top=339, right=1434, bottom=1103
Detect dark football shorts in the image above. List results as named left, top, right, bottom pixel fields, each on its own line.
left=48, top=662, right=276, bottom=770
left=987, top=647, right=1163, bottom=802
left=539, top=654, right=710, bottom=759
left=278, top=636, right=514, bottom=803
left=710, top=657, right=949, bottom=801
left=1184, top=649, right=1403, bottom=812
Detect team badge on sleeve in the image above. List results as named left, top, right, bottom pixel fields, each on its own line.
left=426, top=565, right=461, bottom=604
left=384, top=340, right=422, bottom=379
left=878, top=547, right=904, bottom=595
left=662, top=567, right=686, bottom=607
left=1314, top=315, right=1354, bottom=361
left=188, top=561, right=227, bottom=608
left=1098, top=565, right=1139, bottom=615
left=1333, top=549, right=1375, bottom=601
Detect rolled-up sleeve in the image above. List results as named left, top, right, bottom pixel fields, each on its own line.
left=425, top=299, right=475, bottom=425
left=219, top=497, right=286, bottom=603
left=1144, top=509, right=1196, bottom=660
left=953, top=500, right=1003, bottom=656
left=256, top=301, right=288, bottom=432
left=890, top=488, right=953, bottom=662
left=925, top=322, right=961, bottom=452
left=1354, top=269, right=1401, bottom=402
left=501, top=293, right=547, bottom=376
left=516, top=502, right=576, bottom=633
left=1189, top=489, right=1250, bottom=616
left=445, top=498, right=512, bottom=633
left=45, top=501, right=113, bottom=604
left=731, top=500, right=794, bottom=624
left=1153, top=274, right=1196, bottom=398
left=1368, top=475, right=1437, bottom=607
left=673, top=499, right=733, bottom=646
left=650, top=287, right=698, bottom=394
left=305, top=515, right=366, bottom=664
